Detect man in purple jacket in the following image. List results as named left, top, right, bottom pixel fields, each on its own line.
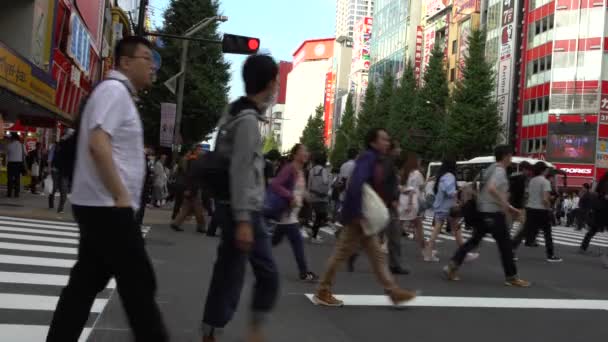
left=312, top=128, right=417, bottom=307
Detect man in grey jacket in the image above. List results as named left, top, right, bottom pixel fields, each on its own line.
left=202, top=55, right=279, bottom=342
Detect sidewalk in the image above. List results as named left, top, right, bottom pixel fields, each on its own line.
left=0, top=191, right=174, bottom=224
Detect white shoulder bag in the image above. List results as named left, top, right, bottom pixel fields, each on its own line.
left=360, top=183, right=390, bottom=236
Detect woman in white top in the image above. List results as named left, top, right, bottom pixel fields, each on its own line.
left=397, top=152, right=426, bottom=253
left=270, top=144, right=318, bottom=282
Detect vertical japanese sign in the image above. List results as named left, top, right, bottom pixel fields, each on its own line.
left=458, top=19, right=471, bottom=80
left=597, top=91, right=608, bottom=169
left=160, top=103, right=176, bottom=147
left=496, top=0, right=517, bottom=136
left=352, top=17, right=373, bottom=73
left=323, top=71, right=335, bottom=146
left=421, top=26, right=436, bottom=82
left=414, top=26, right=424, bottom=85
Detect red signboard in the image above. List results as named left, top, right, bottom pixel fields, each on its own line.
left=414, top=26, right=423, bottom=85
left=293, top=39, right=334, bottom=69
left=553, top=163, right=595, bottom=177
left=323, top=71, right=335, bottom=146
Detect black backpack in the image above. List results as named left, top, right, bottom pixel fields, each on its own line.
left=60, top=79, right=131, bottom=183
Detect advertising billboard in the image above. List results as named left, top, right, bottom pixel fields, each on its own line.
left=293, top=39, right=335, bottom=69
left=424, top=0, right=449, bottom=19
left=422, top=26, right=436, bottom=80
left=414, top=26, right=424, bottom=85
left=352, top=17, right=373, bottom=73
left=458, top=19, right=471, bottom=80
left=324, top=71, right=335, bottom=146
left=68, top=13, right=93, bottom=74
left=453, top=0, right=481, bottom=23
left=547, top=123, right=597, bottom=164
left=496, top=0, right=519, bottom=138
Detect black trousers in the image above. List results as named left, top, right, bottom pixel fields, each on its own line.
left=452, top=212, right=517, bottom=278
left=6, top=161, right=22, bottom=197
left=46, top=205, right=167, bottom=342
left=513, top=208, right=555, bottom=258
left=311, top=201, right=328, bottom=238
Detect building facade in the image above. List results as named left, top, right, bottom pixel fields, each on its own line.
left=336, top=0, right=375, bottom=39
left=515, top=0, right=608, bottom=186
left=282, top=39, right=335, bottom=151
left=261, top=61, right=292, bottom=151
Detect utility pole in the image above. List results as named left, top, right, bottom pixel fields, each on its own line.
left=173, top=16, right=227, bottom=152
left=136, top=0, right=148, bottom=36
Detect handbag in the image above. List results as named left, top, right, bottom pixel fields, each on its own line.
left=360, top=183, right=390, bottom=236
left=263, top=167, right=296, bottom=221
left=31, top=162, right=40, bottom=177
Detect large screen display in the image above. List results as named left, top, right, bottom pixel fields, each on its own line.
left=547, top=134, right=595, bottom=163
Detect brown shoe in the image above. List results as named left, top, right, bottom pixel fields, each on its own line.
left=443, top=264, right=460, bottom=281
left=245, top=326, right=265, bottom=342
left=388, top=287, right=417, bottom=305
left=312, top=289, right=344, bottom=307
left=202, top=335, right=216, bottom=342
left=505, top=277, right=531, bottom=288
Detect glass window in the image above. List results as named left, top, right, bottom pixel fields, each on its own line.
left=539, top=57, right=545, bottom=72
left=535, top=21, right=541, bottom=35
left=544, top=96, right=550, bottom=111
left=530, top=98, right=537, bottom=113
left=533, top=60, right=539, bottom=74
left=549, top=14, right=554, bottom=30
left=452, top=40, right=457, bottom=54
left=450, top=68, right=455, bottom=81
left=542, top=17, right=548, bottom=32
left=546, top=55, right=552, bottom=70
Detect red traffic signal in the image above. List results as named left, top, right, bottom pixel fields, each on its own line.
left=222, top=34, right=260, bottom=55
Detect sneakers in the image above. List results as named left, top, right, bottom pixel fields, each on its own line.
left=170, top=224, right=184, bottom=232
left=505, top=277, right=531, bottom=288
left=547, top=255, right=563, bottom=263
left=442, top=264, right=460, bottom=281
left=390, top=266, right=410, bottom=275
left=464, top=252, right=480, bottom=263
left=300, top=272, right=319, bottom=283
left=310, top=236, right=324, bottom=244
left=312, top=290, right=344, bottom=307
left=387, top=288, right=417, bottom=305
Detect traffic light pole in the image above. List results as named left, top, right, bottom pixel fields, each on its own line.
left=174, top=16, right=227, bottom=153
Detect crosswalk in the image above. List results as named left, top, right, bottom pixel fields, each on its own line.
left=314, top=216, right=608, bottom=249
left=0, top=215, right=112, bottom=342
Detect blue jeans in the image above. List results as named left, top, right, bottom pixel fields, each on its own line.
left=202, top=204, right=279, bottom=328
left=272, top=223, right=308, bottom=275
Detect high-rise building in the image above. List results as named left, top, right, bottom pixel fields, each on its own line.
left=336, top=0, right=375, bottom=39
left=513, top=0, right=608, bottom=185
left=369, top=0, right=421, bottom=85
left=282, top=38, right=335, bottom=151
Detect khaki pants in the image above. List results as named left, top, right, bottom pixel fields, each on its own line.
left=319, top=223, right=396, bottom=292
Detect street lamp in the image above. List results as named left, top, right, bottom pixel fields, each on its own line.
left=174, top=16, right=228, bottom=149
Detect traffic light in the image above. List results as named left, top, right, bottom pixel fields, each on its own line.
left=222, top=34, right=260, bottom=55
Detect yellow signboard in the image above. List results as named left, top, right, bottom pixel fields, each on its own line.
left=0, top=42, right=57, bottom=111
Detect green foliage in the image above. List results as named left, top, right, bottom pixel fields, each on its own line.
left=418, top=43, right=450, bottom=159
left=330, top=93, right=356, bottom=168
left=300, top=105, right=328, bottom=158
left=372, top=72, right=395, bottom=129
left=138, top=0, right=230, bottom=146
left=388, top=61, right=418, bottom=150
left=354, top=81, right=377, bottom=148
left=262, top=134, right=279, bottom=153
left=447, top=29, right=501, bottom=159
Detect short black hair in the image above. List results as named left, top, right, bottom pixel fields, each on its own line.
left=494, top=144, right=513, bottom=162
left=265, top=149, right=281, bottom=161
left=365, top=128, right=387, bottom=149
left=533, top=161, right=548, bottom=176
left=519, top=161, right=532, bottom=171
left=114, top=36, right=153, bottom=67
left=583, top=183, right=591, bottom=190
left=242, top=54, right=278, bottom=96
left=313, top=152, right=327, bottom=166
left=347, top=148, right=358, bottom=160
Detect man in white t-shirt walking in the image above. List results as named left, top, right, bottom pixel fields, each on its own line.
left=47, top=36, right=168, bottom=342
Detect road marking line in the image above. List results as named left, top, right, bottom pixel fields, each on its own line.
left=0, top=232, right=78, bottom=245
left=0, top=220, right=78, bottom=232
left=0, top=242, right=76, bottom=255
left=0, top=293, right=107, bottom=312
left=0, top=271, right=116, bottom=289
left=0, top=325, right=91, bottom=342
left=0, top=226, right=79, bottom=237
left=0, top=254, right=75, bottom=268
left=0, top=215, right=77, bottom=226
left=305, top=294, right=608, bottom=311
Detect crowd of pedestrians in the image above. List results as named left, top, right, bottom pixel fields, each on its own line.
left=1, top=37, right=603, bottom=342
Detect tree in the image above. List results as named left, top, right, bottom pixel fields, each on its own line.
left=138, top=0, right=230, bottom=146
left=300, top=105, right=328, bottom=158
left=262, top=134, right=279, bottom=153
left=418, top=43, right=450, bottom=159
left=330, top=93, right=356, bottom=168
left=354, top=81, right=377, bottom=148
left=388, top=61, right=418, bottom=149
left=371, top=71, right=395, bottom=129
left=447, top=29, right=501, bottom=159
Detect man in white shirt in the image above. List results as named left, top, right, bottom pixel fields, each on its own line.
left=5, top=132, right=25, bottom=198
left=47, top=36, right=168, bottom=342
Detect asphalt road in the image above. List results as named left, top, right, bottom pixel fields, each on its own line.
left=1, top=214, right=608, bottom=342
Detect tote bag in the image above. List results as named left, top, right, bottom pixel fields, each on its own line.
left=360, top=183, right=390, bottom=236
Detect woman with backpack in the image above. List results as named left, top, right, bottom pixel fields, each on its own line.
left=423, top=158, right=478, bottom=263
left=271, top=144, right=319, bottom=282
left=308, top=152, right=331, bottom=243
left=398, top=152, right=426, bottom=255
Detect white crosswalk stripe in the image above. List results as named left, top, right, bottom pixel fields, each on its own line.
left=0, top=215, right=129, bottom=341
